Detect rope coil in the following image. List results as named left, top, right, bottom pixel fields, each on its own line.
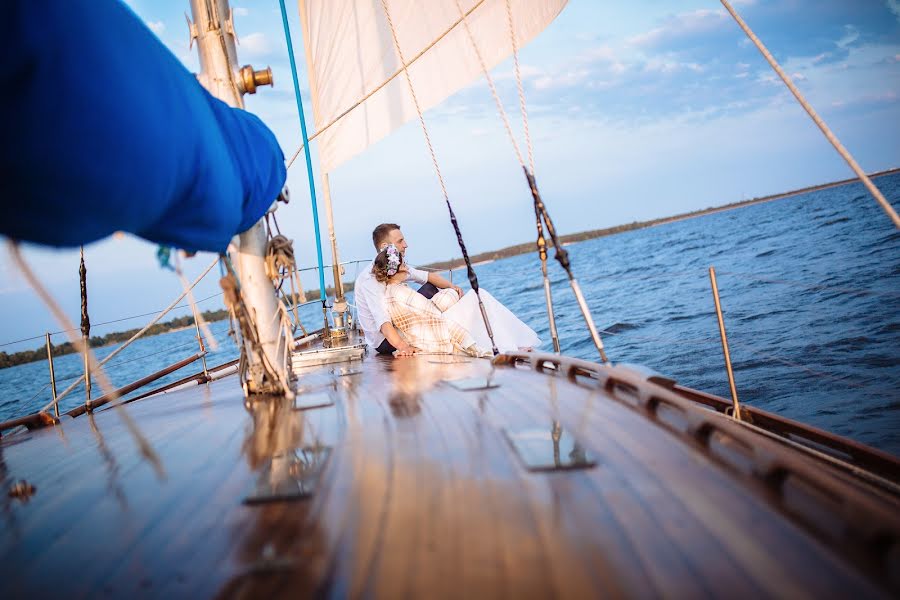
left=220, top=253, right=295, bottom=398
left=265, top=234, right=308, bottom=336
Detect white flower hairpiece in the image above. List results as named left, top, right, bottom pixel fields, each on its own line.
left=385, top=244, right=401, bottom=277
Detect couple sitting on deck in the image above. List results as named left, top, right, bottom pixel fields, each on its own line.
left=355, top=223, right=540, bottom=358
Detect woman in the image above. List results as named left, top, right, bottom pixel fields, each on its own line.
left=372, top=245, right=540, bottom=356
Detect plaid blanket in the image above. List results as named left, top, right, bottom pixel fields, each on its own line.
left=385, top=284, right=489, bottom=357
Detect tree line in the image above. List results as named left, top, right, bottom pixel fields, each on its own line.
left=0, top=309, right=230, bottom=370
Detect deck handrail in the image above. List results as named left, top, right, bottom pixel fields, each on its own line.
left=2, top=261, right=896, bottom=443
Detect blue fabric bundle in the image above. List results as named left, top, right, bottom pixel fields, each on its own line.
left=1, top=0, right=286, bottom=252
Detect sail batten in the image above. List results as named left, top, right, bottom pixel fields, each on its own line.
left=297, top=0, right=567, bottom=173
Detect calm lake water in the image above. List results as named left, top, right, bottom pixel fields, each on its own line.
left=2, top=173, right=898, bottom=455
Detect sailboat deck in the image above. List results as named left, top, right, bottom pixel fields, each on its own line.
left=1, top=346, right=896, bottom=598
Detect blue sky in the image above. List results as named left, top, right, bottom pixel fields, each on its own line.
left=2, top=0, right=899, bottom=350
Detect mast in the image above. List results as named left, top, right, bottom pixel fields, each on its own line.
left=187, top=0, right=287, bottom=393
left=297, top=0, right=350, bottom=336
left=277, top=0, right=330, bottom=335
left=322, top=174, right=349, bottom=332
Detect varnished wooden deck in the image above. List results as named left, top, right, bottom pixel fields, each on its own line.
left=1, top=346, right=897, bottom=598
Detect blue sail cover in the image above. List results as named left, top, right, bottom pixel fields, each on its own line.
left=1, top=0, right=286, bottom=252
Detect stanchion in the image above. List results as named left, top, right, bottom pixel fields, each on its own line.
left=45, top=333, right=59, bottom=417
left=709, top=266, right=741, bottom=420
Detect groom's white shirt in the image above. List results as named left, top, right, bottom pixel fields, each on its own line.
left=355, top=259, right=428, bottom=350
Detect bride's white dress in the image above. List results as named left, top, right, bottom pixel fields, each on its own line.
left=439, top=289, right=540, bottom=353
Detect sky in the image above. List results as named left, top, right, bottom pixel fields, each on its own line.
left=2, top=0, right=899, bottom=351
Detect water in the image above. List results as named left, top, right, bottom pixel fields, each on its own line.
left=2, top=174, right=899, bottom=456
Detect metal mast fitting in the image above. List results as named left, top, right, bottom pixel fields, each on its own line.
left=188, top=0, right=287, bottom=395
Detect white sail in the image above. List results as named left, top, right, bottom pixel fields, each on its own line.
left=297, top=0, right=567, bottom=173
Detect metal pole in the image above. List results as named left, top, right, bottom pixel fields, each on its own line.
left=570, top=279, right=607, bottom=363
left=278, top=0, right=328, bottom=303
left=189, top=0, right=288, bottom=394
left=322, top=174, right=349, bottom=334
left=45, top=333, right=59, bottom=418
left=524, top=168, right=604, bottom=362
left=709, top=266, right=741, bottom=420
left=534, top=200, right=560, bottom=353
left=322, top=174, right=345, bottom=303
left=79, top=247, right=92, bottom=408
left=191, top=307, right=210, bottom=381
left=541, top=268, right=560, bottom=353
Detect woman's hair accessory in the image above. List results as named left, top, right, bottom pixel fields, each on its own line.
left=385, top=244, right=401, bottom=277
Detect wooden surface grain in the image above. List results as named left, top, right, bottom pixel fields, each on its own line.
left=0, top=349, right=896, bottom=598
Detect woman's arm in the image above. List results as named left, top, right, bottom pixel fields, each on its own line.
left=399, top=285, right=444, bottom=316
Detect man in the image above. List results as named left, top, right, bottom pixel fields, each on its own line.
left=355, top=223, right=463, bottom=357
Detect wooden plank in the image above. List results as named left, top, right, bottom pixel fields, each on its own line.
left=543, top=370, right=886, bottom=598
left=1, top=352, right=896, bottom=598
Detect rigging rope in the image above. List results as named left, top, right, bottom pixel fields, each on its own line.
left=286, top=0, right=490, bottom=170
left=79, top=246, right=92, bottom=401
left=452, top=0, right=560, bottom=352
left=265, top=233, right=308, bottom=337
left=173, top=252, right=219, bottom=351
left=8, top=241, right=164, bottom=478
left=220, top=253, right=295, bottom=398
left=454, top=0, right=606, bottom=361
left=45, top=257, right=219, bottom=408
left=278, top=0, right=327, bottom=310
left=719, top=0, right=899, bottom=229
left=379, top=0, right=499, bottom=355
left=505, top=0, right=535, bottom=175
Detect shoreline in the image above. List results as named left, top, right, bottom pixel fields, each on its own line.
left=421, top=167, right=900, bottom=272
left=2, top=167, right=896, bottom=367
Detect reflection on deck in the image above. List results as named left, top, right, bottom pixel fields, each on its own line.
left=0, top=344, right=898, bottom=597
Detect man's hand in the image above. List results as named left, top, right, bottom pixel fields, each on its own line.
left=427, top=271, right=463, bottom=297
left=392, top=341, right=416, bottom=358
left=381, top=322, right=414, bottom=357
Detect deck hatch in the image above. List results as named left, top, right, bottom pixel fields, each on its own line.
left=292, top=345, right=365, bottom=369
left=244, top=446, right=331, bottom=504
left=294, top=392, right=334, bottom=411
left=445, top=377, right=499, bottom=391
left=504, top=424, right=596, bottom=472
left=428, top=356, right=472, bottom=364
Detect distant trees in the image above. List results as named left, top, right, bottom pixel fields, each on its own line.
left=0, top=309, right=230, bottom=370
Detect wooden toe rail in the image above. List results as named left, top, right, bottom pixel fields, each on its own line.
left=493, top=351, right=900, bottom=592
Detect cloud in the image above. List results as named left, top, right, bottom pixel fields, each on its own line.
left=147, top=20, right=166, bottom=36
left=417, top=2, right=900, bottom=141
left=888, top=0, right=900, bottom=23
left=525, top=44, right=627, bottom=91
left=240, top=32, right=273, bottom=57
left=234, top=7, right=250, bottom=17
left=837, top=24, right=861, bottom=48
left=627, top=9, right=728, bottom=50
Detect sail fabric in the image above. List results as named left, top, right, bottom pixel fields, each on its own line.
left=1, top=0, right=286, bottom=252
left=298, top=0, right=567, bottom=173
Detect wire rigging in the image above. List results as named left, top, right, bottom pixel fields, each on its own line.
left=379, top=0, right=499, bottom=355
left=719, top=0, right=899, bottom=229
left=453, top=0, right=607, bottom=361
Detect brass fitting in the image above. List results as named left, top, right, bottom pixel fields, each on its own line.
left=240, top=65, right=273, bottom=94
